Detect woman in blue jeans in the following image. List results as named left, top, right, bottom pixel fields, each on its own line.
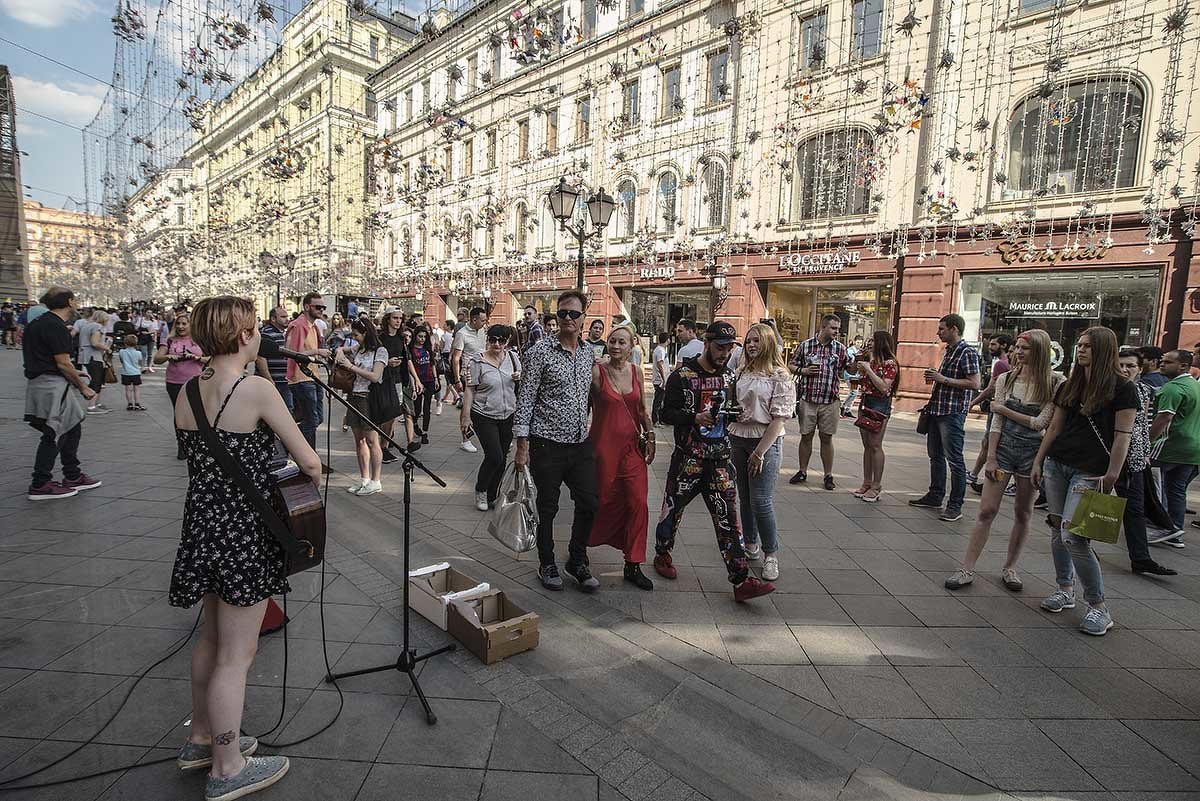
left=729, top=323, right=796, bottom=581
left=1032, top=326, right=1137, bottom=636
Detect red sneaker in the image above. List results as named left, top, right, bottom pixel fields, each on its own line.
left=653, top=553, right=677, bottom=580
left=61, top=474, right=103, bottom=491
left=27, top=481, right=79, bottom=501
left=734, top=577, right=775, bottom=603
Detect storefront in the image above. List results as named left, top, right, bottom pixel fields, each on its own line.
left=623, top=283, right=713, bottom=338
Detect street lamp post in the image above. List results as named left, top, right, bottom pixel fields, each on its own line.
left=546, top=177, right=616, bottom=291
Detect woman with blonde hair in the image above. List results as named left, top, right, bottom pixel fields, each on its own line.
left=729, top=322, right=796, bottom=581
left=947, top=329, right=1064, bottom=592
left=171, top=296, right=322, bottom=800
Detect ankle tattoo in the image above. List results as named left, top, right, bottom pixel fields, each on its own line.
left=214, top=730, right=236, bottom=746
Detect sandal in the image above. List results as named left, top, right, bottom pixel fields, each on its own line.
left=852, top=483, right=871, bottom=498
left=861, top=488, right=881, bottom=503
left=1002, top=569, right=1023, bottom=592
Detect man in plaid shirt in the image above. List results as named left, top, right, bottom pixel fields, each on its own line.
left=788, top=314, right=852, bottom=490
left=910, top=314, right=981, bottom=521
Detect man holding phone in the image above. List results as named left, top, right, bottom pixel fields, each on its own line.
left=788, top=314, right=851, bottom=490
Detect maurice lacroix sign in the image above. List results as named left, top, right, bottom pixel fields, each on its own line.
left=778, top=251, right=862, bottom=274
left=1005, top=298, right=1100, bottom=319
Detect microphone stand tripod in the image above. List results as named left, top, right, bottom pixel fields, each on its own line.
left=296, top=360, right=453, bottom=725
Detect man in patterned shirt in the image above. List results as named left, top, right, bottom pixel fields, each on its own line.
left=910, top=314, right=981, bottom=521
left=514, top=290, right=600, bottom=593
left=788, top=314, right=851, bottom=490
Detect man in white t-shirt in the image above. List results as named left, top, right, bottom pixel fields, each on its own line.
left=451, top=307, right=488, bottom=452
left=651, top=331, right=670, bottom=425
left=674, top=318, right=702, bottom=365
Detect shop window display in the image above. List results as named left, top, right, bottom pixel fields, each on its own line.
left=960, top=269, right=1160, bottom=372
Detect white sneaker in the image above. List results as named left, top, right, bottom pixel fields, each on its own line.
left=744, top=543, right=763, bottom=563
left=460, top=440, right=478, bottom=453
left=356, top=480, right=382, bottom=496
left=436, top=402, right=443, bottom=415
left=762, top=555, right=780, bottom=581
left=475, top=491, right=489, bottom=511
left=346, top=478, right=366, bottom=493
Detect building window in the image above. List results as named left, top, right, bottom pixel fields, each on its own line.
left=629, top=0, right=644, bottom=15
left=462, top=214, right=474, bottom=259
left=467, top=54, right=478, bottom=90
left=790, top=128, right=873, bottom=220
left=365, top=90, right=377, bottom=119
left=443, top=217, right=454, bottom=260
left=545, top=109, right=558, bottom=152
left=576, top=96, right=591, bottom=141
left=799, top=10, right=828, bottom=71
left=175, top=206, right=184, bottom=225
left=404, top=89, right=413, bottom=121
left=851, top=0, right=883, bottom=60
left=491, top=43, right=502, bottom=78
left=700, top=161, right=726, bottom=228
left=582, top=0, right=597, bottom=36
left=483, top=220, right=495, bottom=255
left=421, top=79, right=432, bottom=111
left=706, top=50, right=730, bottom=106
left=463, top=138, right=474, bottom=177
left=539, top=204, right=554, bottom=249
left=443, top=145, right=453, bottom=181
left=369, top=35, right=379, bottom=59
left=517, top=118, right=530, bottom=160
left=486, top=130, right=497, bottom=169
left=616, top=179, right=637, bottom=237
left=1006, top=78, right=1143, bottom=198
left=515, top=203, right=529, bottom=252
left=621, top=79, right=640, bottom=125
left=1019, top=0, right=1056, bottom=13
left=661, top=64, right=682, bottom=118
left=656, top=171, right=678, bottom=232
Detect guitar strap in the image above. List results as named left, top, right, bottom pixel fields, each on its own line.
left=185, top=378, right=311, bottom=560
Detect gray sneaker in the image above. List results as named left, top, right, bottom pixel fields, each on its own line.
left=744, top=543, right=764, bottom=564
left=205, top=755, right=289, bottom=801
left=539, top=563, right=563, bottom=591
left=178, top=736, right=258, bottom=770
left=944, top=569, right=974, bottom=590
left=565, top=560, right=601, bottom=593
left=1080, top=606, right=1114, bottom=636
left=1040, top=589, right=1076, bottom=613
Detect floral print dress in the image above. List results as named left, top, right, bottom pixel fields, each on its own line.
left=169, top=377, right=290, bottom=608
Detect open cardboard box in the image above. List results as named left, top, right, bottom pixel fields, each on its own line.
left=447, top=588, right=539, bottom=664
left=407, top=562, right=490, bottom=630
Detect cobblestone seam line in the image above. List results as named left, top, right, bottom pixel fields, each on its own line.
left=322, top=527, right=712, bottom=801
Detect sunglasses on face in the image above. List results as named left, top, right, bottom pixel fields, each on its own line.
left=310, top=304, right=326, bottom=311
left=556, top=309, right=584, bottom=320
left=487, top=336, right=507, bottom=343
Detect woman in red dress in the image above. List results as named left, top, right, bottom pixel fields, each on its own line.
left=589, top=324, right=656, bottom=590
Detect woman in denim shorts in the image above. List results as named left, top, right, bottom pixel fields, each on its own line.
left=946, top=330, right=1062, bottom=593
left=852, top=331, right=899, bottom=503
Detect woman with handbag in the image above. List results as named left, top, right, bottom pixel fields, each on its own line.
left=852, top=331, right=899, bottom=503
left=155, top=312, right=205, bottom=459
left=588, top=322, right=656, bottom=589
left=461, top=324, right=520, bottom=511
left=171, top=296, right=321, bottom=801
left=410, top=327, right=438, bottom=444
left=946, top=330, right=1063, bottom=591
left=729, top=323, right=796, bottom=581
left=336, top=318, right=390, bottom=496
left=378, top=309, right=420, bottom=457
left=1031, top=326, right=1137, bottom=636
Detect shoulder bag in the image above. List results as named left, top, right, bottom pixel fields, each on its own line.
left=329, top=360, right=355, bottom=393
left=185, top=378, right=325, bottom=575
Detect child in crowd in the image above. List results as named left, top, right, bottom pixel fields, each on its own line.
left=118, top=334, right=146, bottom=411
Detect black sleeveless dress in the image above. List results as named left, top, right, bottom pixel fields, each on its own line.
left=169, top=377, right=290, bottom=608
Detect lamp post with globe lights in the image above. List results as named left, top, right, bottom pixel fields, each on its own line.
left=546, top=177, right=616, bottom=292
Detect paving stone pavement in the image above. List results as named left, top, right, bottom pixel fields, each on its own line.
left=2, top=351, right=1200, bottom=800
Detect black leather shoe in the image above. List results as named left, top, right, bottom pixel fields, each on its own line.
left=623, top=563, right=654, bottom=591
left=789, top=471, right=807, bottom=485
left=564, top=561, right=600, bottom=592
left=1132, top=559, right=1178, bottom=576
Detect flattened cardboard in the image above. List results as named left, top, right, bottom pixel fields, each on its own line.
left=407, top=564, right=490, bottom=630
left=447, top=588, right=540, bottom=664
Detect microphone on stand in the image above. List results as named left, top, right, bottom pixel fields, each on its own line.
left=258, top=336, right=320, bottom=366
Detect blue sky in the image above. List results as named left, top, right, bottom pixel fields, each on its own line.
left=2, top=0, right=115, bottom=210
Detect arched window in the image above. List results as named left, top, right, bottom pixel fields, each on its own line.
left=385, top=231, right=395, bottom=269
left=443, top=216, right=454, bottom=260
left=515, top=203, right=529, bottom=253
left=656, top=171, right=678, bottom=232
left=483, top=218, right=496, bottom=256
left=700, top=161, right=726, bottom=228
left=616, top=178, right=637, bottom=237
left=1006, top=77, right=1143, bottom=197
left=791, top=128, right=872, bottom=221
left=539, top=202, right=554, bottom=249
left=461, top=214, right=474, bottom=258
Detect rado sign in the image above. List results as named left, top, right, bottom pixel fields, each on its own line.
left=778, top=251, right=862, bottom=274
left=996, top=241, right=1110, bottom=265
left=640, top=265, right=675, bottom=280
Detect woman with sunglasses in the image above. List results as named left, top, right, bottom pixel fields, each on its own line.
left=462, top=325, right=520, bottom=510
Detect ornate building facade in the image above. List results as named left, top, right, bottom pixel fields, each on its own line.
left=23, top=200, right=125, bottom=305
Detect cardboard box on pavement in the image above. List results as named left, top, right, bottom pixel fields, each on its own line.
left=447, top=588, right=539, bottom=664
left=408, top=562, right=490, bottom=630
